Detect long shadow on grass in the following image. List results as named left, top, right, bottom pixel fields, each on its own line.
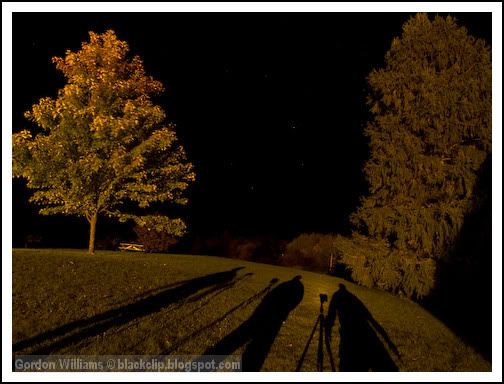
left=123, top=272, right=257, bottom=353
left=296, top=293, right=335, bottom=371
left=165, top=277, right=279, bottom=354
left=199, top=275, right=304, bottom=371
left=179, top=273, right=255, bottom=320
left=13, top=267, right=245, bottom=354
left=325, top=283, right=400, bottom=371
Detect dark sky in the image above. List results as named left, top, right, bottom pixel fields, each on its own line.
left=12, top=12, right=492, bottom=247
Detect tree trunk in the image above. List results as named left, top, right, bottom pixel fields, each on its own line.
left=88, top=213, right=98, bottom=255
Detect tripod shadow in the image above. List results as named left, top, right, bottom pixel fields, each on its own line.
left=201, top=275, right=304, bottom=371
left=296, top=293, right=336, bottom=371
left=13, top=267, right=245, bottom=355
left=325, top=283, right=400, bottom=372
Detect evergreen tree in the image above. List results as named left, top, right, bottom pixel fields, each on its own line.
left=13, top=31, right=195, bottom=255
left=346, top=14, right=491, bottom=297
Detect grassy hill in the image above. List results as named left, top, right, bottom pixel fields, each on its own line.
left=12, top=248, right=490, bottom=371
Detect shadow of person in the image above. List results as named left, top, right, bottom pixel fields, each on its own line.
left=325, top=283, right=400, bottom=372
left=13, top=267, right=245, bottom=355
left=202, top=275, right=304, bottom=371
left=164, top=278, right=279, bottom=355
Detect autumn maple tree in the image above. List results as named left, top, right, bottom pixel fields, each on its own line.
left=13, top=30, right=195, bottom=255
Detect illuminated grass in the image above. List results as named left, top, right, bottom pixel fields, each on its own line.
left=12, top=248, right=490, bottom=371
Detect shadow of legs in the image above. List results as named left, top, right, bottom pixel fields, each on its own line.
left=14, top=267, right=244, bottom=354
left=164, top=277, right=278, bottom=355
left=201, top=275, right=304, bottom=371
left=326, top=284, right=399, bottom=372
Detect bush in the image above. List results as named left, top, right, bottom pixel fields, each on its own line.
left=95, top=235, right=121, bottom=251
left=24, top=233, right=43, bottom=248
left=228, top=239, right=260, bottom=261
left=133, top=224, right=178, bottom=253
left=283, top=232, right=438, bottom=298
left=225, top=237, right=283, bottom=264
left=281, top=233, right=339, bottom=272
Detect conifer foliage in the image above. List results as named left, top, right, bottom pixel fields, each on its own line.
left=13, top=31, right=195, bottom=255
left=343, top=14, right=491, bottom=297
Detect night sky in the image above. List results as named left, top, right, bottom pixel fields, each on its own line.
left=12, top=12, right=492, bottom=247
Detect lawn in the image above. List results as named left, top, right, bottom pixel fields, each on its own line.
left=12, top=248, right=490, bottom=371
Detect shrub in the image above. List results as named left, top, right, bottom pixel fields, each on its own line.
left=225, top=237, right=283, bottom=264
left=95, top=235, right=121, bottom=251
left=231, top=239, right=260, bottom=261
left=133, top=224, right=178, bottom=253
left=24, top=233, right=43, bottom=248
left=281, top=233, right=339, bottom=272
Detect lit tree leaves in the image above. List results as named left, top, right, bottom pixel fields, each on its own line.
left=342, top=14, right=491, bottom=297
left=13, top=30, right=195, bottom=252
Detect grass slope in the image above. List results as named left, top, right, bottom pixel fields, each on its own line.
left=12, top=249, right=490, bottom=371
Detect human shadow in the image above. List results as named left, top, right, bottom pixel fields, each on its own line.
left=13, top=267, right=245, bottom=355
left=164, top=277, right=279, bottom=355
left=126, top=272, right=257, bottom=351
left=183, top=272, right=254, bottom=312
left=325, top=284, right=400, bottom=372
left=201, top=275, right=304, bottom=371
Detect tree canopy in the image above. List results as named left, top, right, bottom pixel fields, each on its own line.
left=13, top=30, right=195, bottom=254
left=342, top=14, right=492, bottom=297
